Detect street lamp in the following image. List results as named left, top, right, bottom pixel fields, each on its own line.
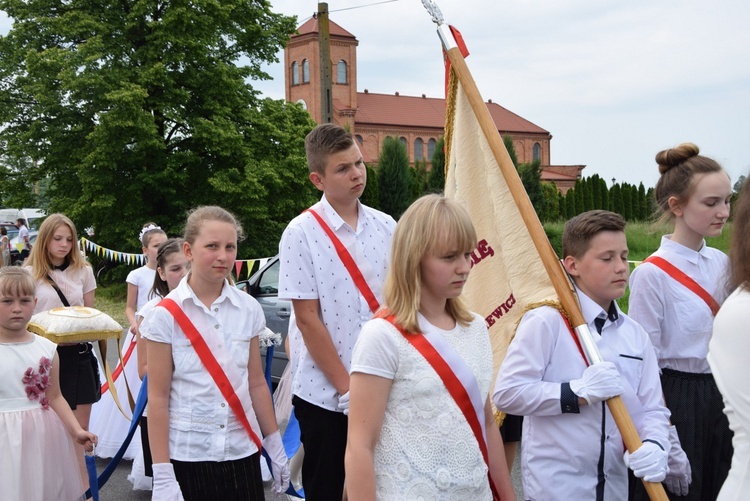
left=611, top=177, right=616, bottom=186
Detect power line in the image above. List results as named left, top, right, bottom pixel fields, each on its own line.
left=330, top=0, right=400, bottom=14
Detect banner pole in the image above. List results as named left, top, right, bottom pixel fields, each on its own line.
left=423, top=2, right=667, bottom=499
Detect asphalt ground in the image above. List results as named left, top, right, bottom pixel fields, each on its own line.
left=94, top=337, right=524, bottom=500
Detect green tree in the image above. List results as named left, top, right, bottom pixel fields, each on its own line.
left=426, top=137, right=446, bottom=194
left=574, top=179, right=585, bottom=214
left=519, top=159, right=543, bottom=216
left=565, top=188, right=576, bottom=218
left=637, top=182, right=647, bottom=220
left=378, top=136, right=413, bottom=219
left=359, top=164, right=380, bottom=210
left=0, top=0, right=306, bottom=256
left=503, top=134, right=519, bottom=169
left=0, top=155, right=40, bottom=208
left=411, top=159, right=429, bottom=199
left=539, top=182, right=561, bottom=222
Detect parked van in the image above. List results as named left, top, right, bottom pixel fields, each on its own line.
left=0, top=208, right=45, bottom=229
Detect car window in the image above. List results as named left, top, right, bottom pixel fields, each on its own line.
left=257, top=260, right=280, bottom=295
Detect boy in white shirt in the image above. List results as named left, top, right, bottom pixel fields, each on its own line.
left=278, top=124, right=396, bottom=500
left=493, top=210, right=671, bottom=500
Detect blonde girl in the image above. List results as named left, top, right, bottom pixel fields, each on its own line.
left=345, top=194, right=515, bottom=500
left=0, top=267, right=97, bottom=500
left=141, top=206, right=289, bottom=500
left=26, top=213, right=97, bottom=484
left=629, top=143, right=733, bottom=500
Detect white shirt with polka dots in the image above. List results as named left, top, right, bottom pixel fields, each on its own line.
left=278, top=195, right=396, bottom=411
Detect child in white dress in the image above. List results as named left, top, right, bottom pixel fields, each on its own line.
left=0, top=267, right=97, bottom=501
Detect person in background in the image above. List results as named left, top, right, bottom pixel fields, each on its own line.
left=628, top=143, right=733, bottom=500
left=0, top=226, right=9, bottom=267
left=26, top=213, right=98, bottom=486
left=16, top=218, right=31, bottom=261
left=708, top=175, right=750, bottom=500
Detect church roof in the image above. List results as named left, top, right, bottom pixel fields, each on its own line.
left=296, top=17, right=356, bottom=39
left=352, top=91, right=549, bottom=135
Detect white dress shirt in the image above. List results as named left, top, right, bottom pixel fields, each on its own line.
left=493, top=290, right=670, bottom=501
left=629, top=235, right=729, bottom=373
left=278, top=195, right=396, bottom=411
left=709, top=285, right=750, bottom=500
left=31, top=264, right=96, bottom=313
left=140, top=275, right=265, bottom=461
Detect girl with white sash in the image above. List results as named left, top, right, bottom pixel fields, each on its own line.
left=345, top=194, right=515, bottom=501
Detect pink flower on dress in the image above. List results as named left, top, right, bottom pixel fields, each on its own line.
left=24, top=356, right=52, bottom=409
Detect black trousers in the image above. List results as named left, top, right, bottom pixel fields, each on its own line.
left=293, top=395, right=348, bottom=501
left=172, top=453, right=264, bottom=501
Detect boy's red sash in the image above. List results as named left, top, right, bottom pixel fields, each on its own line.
left=158, top=298, right=262, bottom=450
left=304, top=208, right=380, bottom=313
left=643, top=256, right=720, bottom=316
left=377, top=311, right=501, bottom=501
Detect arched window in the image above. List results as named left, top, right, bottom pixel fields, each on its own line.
left=302, top=59, right=310, bottom=83
left=414, top=138, right=424, bottom=161
left=355, top=134, right=363, bottom=145
left=399, top=137, right=407, bottom=152
left=337, top=60, right=347, bottom=84
left=291, top=61, right=299, bottom=85
left=427, top=138, right=437, bottom=160
left=533, top=142, right=542, bottom=162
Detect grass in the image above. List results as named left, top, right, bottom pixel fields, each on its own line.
left=544, top=220, right=732, bottom=313
left=94, top=281, right=128, bottom=327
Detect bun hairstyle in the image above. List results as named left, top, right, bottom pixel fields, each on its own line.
left=653, top=142, right=725, bottom=218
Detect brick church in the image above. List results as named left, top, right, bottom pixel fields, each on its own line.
left=284, top=17, right=584, bottom=193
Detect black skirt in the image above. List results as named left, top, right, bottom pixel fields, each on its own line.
left=57, top=343, right=102, bottom=409
left=172, top=453, right=264, bottom=501
left=629, top=368, right=733, bottom=501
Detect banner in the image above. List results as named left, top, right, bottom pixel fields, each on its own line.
left=443, top=46, right=559, bottom=420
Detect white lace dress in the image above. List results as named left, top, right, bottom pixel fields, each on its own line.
left=351, top=313, right=494, bottom=500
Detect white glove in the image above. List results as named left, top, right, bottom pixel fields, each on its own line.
left=664, top=425, right=692, bottom=496
left=569, top=362, right=624, bottom=405
left=624, top=441, right=669, bottom=482
left=337, top=391, right=350, bottom=415
left=152, top=463, right=185, bottom=501
left=262, top=431, right=290, bottom=494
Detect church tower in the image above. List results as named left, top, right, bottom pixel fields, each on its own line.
left=284, top=17, right=359, bottom=128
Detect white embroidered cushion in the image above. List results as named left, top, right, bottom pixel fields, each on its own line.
left=28, top=306, right=123, bottom=343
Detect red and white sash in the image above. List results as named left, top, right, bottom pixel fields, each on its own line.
left=378, top=312, right=501, bottom=500
left=304, top=207, right=380, bottom=313
left=644, top=255, right=720, bottom=316
left=158, top=298, right=262, bottom=451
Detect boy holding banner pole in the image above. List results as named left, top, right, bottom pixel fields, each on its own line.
left=494, top=211, right=671, bottom=500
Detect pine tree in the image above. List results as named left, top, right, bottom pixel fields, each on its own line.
left=378, top=136, right=414, bottom=219
left=426, top=137, right=446, bottom=194
left=637, top=182, right=647, bottom=220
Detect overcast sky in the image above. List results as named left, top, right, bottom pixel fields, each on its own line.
left=3, top=0, right=749, bottom=188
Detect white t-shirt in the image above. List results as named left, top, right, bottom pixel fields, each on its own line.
left=126, top=266, right=157, bottom=313
left=350, top=313, right=494, bottom=500
left=629, top=235, right=729, bottom=373
left=140, top=275, right=265, bottom=461
left=278, top=195, right=396, bottom=411
left=18, top=224, right=30, bottom=250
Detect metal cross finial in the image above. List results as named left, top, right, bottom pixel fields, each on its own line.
left=421, top=0, right=445, bottom=25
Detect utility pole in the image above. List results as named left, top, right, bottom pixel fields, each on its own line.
left=318, top=2, right=333, bottom=123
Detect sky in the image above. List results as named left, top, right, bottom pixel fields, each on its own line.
left=3, top=0, right=749, bottom=189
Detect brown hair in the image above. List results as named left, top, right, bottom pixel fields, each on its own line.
left=654, top=142, right=727, bottom=222
left=27, top=213, right=89, bottom=281
left=384, top=194, right=476, bottom=333
left=151, top=238, right=184, bottom=299
left=562, top=210, right=627, bottom=259
left=0, top=266, right=35, bottom=297
left=729, top=176, right=750, bottom=291
left=183, top=206, right=244, bottom=244
left=305, top=123, right=355, bottom=175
